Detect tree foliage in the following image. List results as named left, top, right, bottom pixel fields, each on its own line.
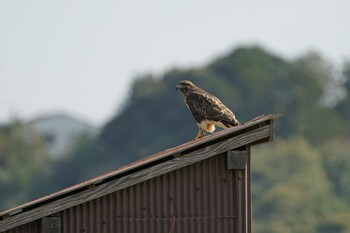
left=253, top=138, right=350, bottom=233
left=101, top=46, right=347, bottom=160
left=335, top=62, right=350, bottom=135
left=0, top=121, right=50, bottom=211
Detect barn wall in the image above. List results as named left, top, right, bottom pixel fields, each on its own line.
left=5, top=151, right=251, bottom=233
left=60, top=152, right=249, bottom=233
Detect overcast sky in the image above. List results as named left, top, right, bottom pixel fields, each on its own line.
left=1, top=0, right=349, bottom=126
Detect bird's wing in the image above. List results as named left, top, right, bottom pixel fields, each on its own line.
left=186, top=91, right=239, bottom=127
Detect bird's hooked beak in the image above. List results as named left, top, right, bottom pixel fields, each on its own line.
left=176, top=84, right=180, bottom=90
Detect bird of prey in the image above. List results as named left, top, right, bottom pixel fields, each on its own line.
left=176, top=80, right=241, bottom=139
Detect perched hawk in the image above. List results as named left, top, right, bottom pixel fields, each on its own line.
left=176, top=80, right=241, bottom=139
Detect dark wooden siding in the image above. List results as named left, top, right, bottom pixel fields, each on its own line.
left=4, top=220, right=39, bottom=233
left=56, top=151, right=250, bottom=233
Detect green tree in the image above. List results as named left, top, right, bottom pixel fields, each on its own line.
left=51, top=134, right=109, bottom=188
left=335, top=62, right=350, bottom=135
left=0, top=120, right=50, bottom=211
left=252, top=138, right=350, bottom=233
left=209, top=48, right=346, bottom=142
left=319, top=140, right=350, bottom=203
left=100, top=46, right=346, bottom=163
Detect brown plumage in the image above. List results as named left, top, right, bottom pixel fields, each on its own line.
left=176, top=80, right=241, bottom=139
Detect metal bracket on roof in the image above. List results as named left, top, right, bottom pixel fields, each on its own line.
left=258, top=121, right=268, bottom=128
left=42, top=216, right=61, bottom=233
left=226, top=150, right=247, bottom=170
left=8, top=208, right=22, bottom=217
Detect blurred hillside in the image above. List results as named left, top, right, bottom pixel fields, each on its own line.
left=1, top=46, right=350, bottom=233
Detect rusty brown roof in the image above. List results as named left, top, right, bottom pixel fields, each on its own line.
left=0, top=114, right=280, bottom=221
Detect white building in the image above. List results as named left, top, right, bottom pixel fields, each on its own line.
left=25, top=112, right=98, bottom=159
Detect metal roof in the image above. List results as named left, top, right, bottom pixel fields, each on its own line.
left=0, top=114, right=279, bottom=222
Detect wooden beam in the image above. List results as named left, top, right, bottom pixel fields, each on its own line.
left=0, top=125, right=271, bottom=232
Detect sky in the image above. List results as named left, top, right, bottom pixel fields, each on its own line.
left=1, top=0, right=349, bottom=127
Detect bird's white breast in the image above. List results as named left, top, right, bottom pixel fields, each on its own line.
left=198, top=120, right=229, bottom=133
left=198, top=120, right=216, bottom=133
